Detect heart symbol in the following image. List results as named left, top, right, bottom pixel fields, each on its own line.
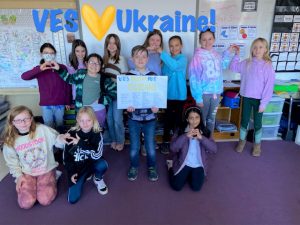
left=81, top=4, right=116, bottom=41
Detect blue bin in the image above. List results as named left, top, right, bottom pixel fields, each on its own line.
left=222, top=96, right=240, bottom=108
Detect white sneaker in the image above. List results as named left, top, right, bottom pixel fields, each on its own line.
left=55, top=170, right=62, bottom=181
left=93, top=176, right=108, bottom=195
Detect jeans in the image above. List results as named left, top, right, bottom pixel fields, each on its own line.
left=201, top=94, right=220, bottom=133
left=128, top=118, right=156, bottom=168
left=41, top=105, right=65, bottom=130
left=107, top=100, right=125, bottom=144
left=68, top=159, right=108, bottom=204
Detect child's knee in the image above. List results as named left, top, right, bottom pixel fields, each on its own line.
left=18, top=198, right=36, bottom=209
left=37, top=187, right=57, bottom=206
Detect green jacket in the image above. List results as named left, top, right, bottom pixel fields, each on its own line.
left=58, top=68, right=117, bottom=112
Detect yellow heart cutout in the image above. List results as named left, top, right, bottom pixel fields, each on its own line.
left=81, top=4, right=116, bottom=41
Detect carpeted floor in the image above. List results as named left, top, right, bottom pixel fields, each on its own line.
left=0, top=140, right=300, bottom=225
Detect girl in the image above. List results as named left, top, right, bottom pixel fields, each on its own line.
left=21, top=43, right=72, bottom=130
left=103, top=34, right=128, bottom=151
left=158, top=35, right=188, bottom=154
left=230, top=37, right=275, bottom=156
left=67, top=39, right=88, bottom=100
left=2, top=105, right=59, bottom=209
left=57, top=106, right=108, bottom=204
left=167, top=106, right=217, bottom=191
left=128, top=29, right=163, bottom=75
left=53, top=53, right=117, bottom=127
left=189, top=29, right=233, bottom=133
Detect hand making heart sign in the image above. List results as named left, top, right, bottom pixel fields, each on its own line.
left=40, top=61, right=57, bottom=71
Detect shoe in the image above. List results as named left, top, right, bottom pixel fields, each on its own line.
left=116, top=143, right=124, bottom=151
left=166, top=160, right=173, bottom=170
left=235, top=139, right=246, bottom=153
left=55, top=170, right=62, bottom=181
left=127, top=167, right=138, bottom=181
left=141, top=145, right=147, bottom=156
left=160, top=143, right=170, bottom=155
left=93, top=176, right=108, bottom=195
left=252, top=143, right=261, bottom=157
left=148, top=167, right=158, bottom=181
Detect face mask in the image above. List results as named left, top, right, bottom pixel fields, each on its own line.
left=42, top=53, right=55, bottom=62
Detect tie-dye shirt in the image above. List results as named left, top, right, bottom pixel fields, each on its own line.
left=189, top=48, right=230, bottom=104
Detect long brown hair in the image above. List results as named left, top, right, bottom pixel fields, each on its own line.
left=2, top=106, right=36, bottom=148
left=142, top=29, right=163, bottom=49
left=103, top=33, right=121, bottom=65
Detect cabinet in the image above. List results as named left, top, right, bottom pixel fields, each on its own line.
left=213, top=86, right=241, bottom=140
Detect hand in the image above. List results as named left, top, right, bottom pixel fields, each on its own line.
left=71, top=173, right=78, bottom=184
left=65, top=105, right=71, bottom=111
left=197, top=102, right=204, bottom=108
left=16, top=175, right=25, bottom=192
left=258, top=106, right=264, bottom=113
left=127, top=106, right=135, bottom=112
left=58, top=133, right=71, bottom=144
left=229, top=45, right=240, bottom=55
left=151, top=107, right=159, bottom=113
left=50, top=61, right=60, bottom=70
left=67, top=133, right=80, bottom=145
left=187, top=129, right=202, bottom=139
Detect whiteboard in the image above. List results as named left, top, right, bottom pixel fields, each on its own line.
left=0, top=9, right=74, bottom=88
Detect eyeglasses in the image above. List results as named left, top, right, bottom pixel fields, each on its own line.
left=88, top=61, right=100, bottom=66
left=13, top=117, right=32, bottom=124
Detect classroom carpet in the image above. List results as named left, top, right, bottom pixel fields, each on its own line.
left=0, top=140, right=300, bottom=225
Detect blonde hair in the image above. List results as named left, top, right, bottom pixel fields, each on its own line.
left=249, top=37, right=272, bottom=63
left=71, top=106, right=102, bottom=133
left=2, top=106, right=36, bottom=148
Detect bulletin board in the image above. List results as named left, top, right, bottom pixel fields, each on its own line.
left=0, top=9, right=68, bottom=89
left=269, top=0, right=300, bottom=72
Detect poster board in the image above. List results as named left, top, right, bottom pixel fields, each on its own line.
left=0, top=9, right=73, bottom=89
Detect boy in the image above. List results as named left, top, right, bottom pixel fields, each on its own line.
left=126, top=45, right=159, bottom=181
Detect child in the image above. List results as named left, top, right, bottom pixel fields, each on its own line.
left=21, top=43, right=72, bottom=130
left=57, top=106, right=108, bottom=204
left=128, top=29, right=163, bottom=75
left=229, top=37, right=275, bottom=156
left=67, top=39, right=88, bottom=100
left=126, top=45, right=159, bottom=182
left=167, top=106, right=217, bottom=191
left=2, top=105, right=59, bottom=209
left=103, top=34, right=128, bottom=151
left=158, top=35, right=188, bottom=154
left=189, top=29, right=233, bottom=133
left=53, top=53, right=117, bottom=127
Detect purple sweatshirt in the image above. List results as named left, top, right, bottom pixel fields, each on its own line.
left=230, top=56, right=275, bottom=109
left=170, top=134, right=217, bottom=175
left=21, top=64, right=72, bottom=106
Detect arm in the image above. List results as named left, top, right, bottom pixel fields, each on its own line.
left=259, top=64, right=276, bottom=111
left=229, top=55, right=244, bottom=73
left=98, top=77, right=117, bottom=105
left=21, top=66, right=41, bottom=80
left=160, top=51, right=187, bottom=73
left=199, top=136, right=217, bottom=154
left=57, top=66, right=83, bottom=85
left=188, top=55, right=204, bottom=104
left=170, top=134, right=189, bottom=153
left=3, top=145, right=23, bottom=181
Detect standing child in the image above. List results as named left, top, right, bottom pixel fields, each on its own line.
left=67, top=39, right=88, bottom=100
left=126, top=45, right=159, bottom=182
left=158, top=35, right=188, bottom=154
left=230, top=37, right=275, bottom=156
left=189, top=29, right=233, bottom=133
left=21, top=43, right=72, bottom=130
left=53, top=53, right=116, bottom=127
left=167, top=106, right=217, bottom=191
left=57, top=106, right=108, bottom=204
left=2, top=106, right=59, bottom=209
left=103, top=34, right=128, bottom=151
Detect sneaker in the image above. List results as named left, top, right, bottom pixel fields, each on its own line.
left=127, top=167, right=138, bottom=181
left=166, top=160, right=173, bottom=170
left=55, top=170, right=62, bottom=181
left=160, top=143, right=170, bottom=155
left=141, top=145, right=147, bottom=156
left=93, top=176, right=108, bottom=195
left=148, top=167, right=158, bottom=181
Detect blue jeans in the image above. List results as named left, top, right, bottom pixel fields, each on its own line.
left=41, top=105, right=64, bottom=129
left=68, top=159, right=108, bottom=204
left=107, top=100, right=125, bottom=144
left=128, top=119, right=156, bottom=168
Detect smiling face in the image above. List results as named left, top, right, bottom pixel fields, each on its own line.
left=12, top=111, right=32, bottom=133
left=187, top=112, right=201, bottom=129
left=251, top=40, right=267, bottom=60
left=199, top=31, right=215, bottom=51
left=75, top=45, right=86, bottom=61
left=107, top=36, right=118, bottom=56
left=169, top=38, right=182, bottom=56
left=132, top=50, right=148, bottom=71
left=77, top=112, right=93, bottom=133
left=86, top=56, right=101, bottom=76
left=148, top=34, right=162, bottom=49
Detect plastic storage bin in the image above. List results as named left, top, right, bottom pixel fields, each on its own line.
left=262, top=112, right=282, bottom=125
left=222, top=96, right=240, bottom=108
left=261, top=125, right=280, bottom=140
left=264, top=96, right=284, bottom=113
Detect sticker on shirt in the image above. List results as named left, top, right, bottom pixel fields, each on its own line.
left=23, top=147, right=47, bottom=170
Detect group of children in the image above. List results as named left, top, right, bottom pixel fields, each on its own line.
left=2, top=29, right=275, bottom=209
